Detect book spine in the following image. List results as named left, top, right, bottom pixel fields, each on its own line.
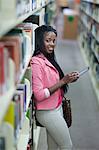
left=0, top=43, right=5, bottom=95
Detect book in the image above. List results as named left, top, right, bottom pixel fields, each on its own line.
left=32, top=0, right=37, bottom=10
left=17, top=24, right=33, bottom=60
left=14, top=89, right=25, bottom=129
left=32, top=24, right=39, bottom=52
left=7, top=28, right=27, bottom=69
left=17, top=83, right=27, bottom=112
left=24, top=78, right=31, bottom=110
left=0, top=42, right=10, bottom=95
left=4, top=101, right=15, bottom=128
left=0, top=35, right=23, bottom=81
left=3, top=45, right=10, bottom=90
left=24, top=67, right=32, bottom=95
left=20, top=22, right=38, bottom=52
left=8, top=58, right=16, bottom=87
left=13, top=93, right=21, bottom=139
left=0, top=43, right=5, bottom=95
left=4, top=41, right=20, bottom=83
left=36, top=0, right=42, bottom=8
left=1, top=102, right=15, bottom=149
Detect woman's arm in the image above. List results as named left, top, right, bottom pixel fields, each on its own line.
left=48, top=72, right=79, bottom=95
left=31, top=57, right=79, bottom=100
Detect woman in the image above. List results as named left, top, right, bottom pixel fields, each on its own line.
left=30, top=25, right=79, bottom=150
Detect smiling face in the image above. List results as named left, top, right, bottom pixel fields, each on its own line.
left=43, top=31, right=57, bottom=54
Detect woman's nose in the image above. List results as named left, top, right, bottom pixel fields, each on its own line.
left=50, top=41, right=55, bottom=46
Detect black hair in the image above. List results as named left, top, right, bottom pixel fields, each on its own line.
left=33, top=25, right=68, bottom=94
left=33, top=25, right=57, bottom=56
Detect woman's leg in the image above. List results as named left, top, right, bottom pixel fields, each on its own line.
left=36, top=105, right=73, bottom=150
left=47, top=131, right=58, bottom=150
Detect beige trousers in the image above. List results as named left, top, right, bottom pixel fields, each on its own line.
left=36, top=105, right=73, bottom=150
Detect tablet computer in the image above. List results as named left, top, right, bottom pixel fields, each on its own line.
left=79, top=67, right=90, bottom=76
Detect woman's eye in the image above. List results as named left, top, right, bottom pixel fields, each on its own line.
left=45, top=39, right=49, bottom=42
left=45, top=39, right=56, bottom=44
left=53, top=40, right=56, bottom=43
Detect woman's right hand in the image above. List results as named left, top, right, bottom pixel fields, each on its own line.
left=61, top=71, right=79, bottom=85
left=48, top=72, right=79, bottom=95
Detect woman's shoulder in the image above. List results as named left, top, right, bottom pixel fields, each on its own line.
left=30, top=54, right=45, bottom=65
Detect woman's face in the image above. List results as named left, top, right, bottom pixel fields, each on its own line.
left=43, top=31, right=57, bottom=54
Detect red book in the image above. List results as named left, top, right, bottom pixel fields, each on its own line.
left=0, top=36, right=22, bottom=82
left=4, top=41, right=20, bottom=82
left=0, top=42, right=5, bottom=95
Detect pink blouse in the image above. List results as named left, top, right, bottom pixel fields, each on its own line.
left=30, top=54, right=63, bottom=110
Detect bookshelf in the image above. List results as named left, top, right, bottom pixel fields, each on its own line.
left=0, top=0, right=55, bottom=37
left=17, top=117, right=30, bottom=150
left=82, top=0, right=99, bottom=4
left=0, top=87, right=15, bottom=124
left=0, top=0, right=55, bottom=149
left=79, top=40, right=99, bottom=101
left=18, top=52, right=33, bottom=83
left=79, top=0, right=99, bottom=103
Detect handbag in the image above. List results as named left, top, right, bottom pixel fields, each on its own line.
left=62, top=96, right=72, bottom=128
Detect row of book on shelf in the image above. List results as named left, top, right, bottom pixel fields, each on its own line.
left=79, top=28, right=99, bottom=87
left=0, top=0, right=53, bottom=19
left=0, top=22, right=38, bottom=96
left=0, top=1, right=56, bottom=149
left=0, top=66, right=32, bottom=150
left=81, top=1, right=99, bottom=22
left=80, top=20, right=99, bottom=62
left=0, top=3, right=53, bottom=148
left=80, top=10, right=99, bottom=42
left=79, top=1, right=99, bottom=88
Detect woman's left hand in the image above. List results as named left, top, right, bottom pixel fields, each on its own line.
left=70, top=71, right=79, bottom=82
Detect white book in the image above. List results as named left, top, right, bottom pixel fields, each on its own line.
left=24, top=67, right=32, bottom=94
left=24, top=78, right=31, bottom=110
left=32, top=24, right=39, bottom=52
left=8, top=58, right=16, bottom=88
left=36, top=0, right=42, bottom=8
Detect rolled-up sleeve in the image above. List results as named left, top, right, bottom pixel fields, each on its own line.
left=44, top=88, right=50, bottom=98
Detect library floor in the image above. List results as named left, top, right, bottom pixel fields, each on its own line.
left=36, top=13, right=99, bottom=150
